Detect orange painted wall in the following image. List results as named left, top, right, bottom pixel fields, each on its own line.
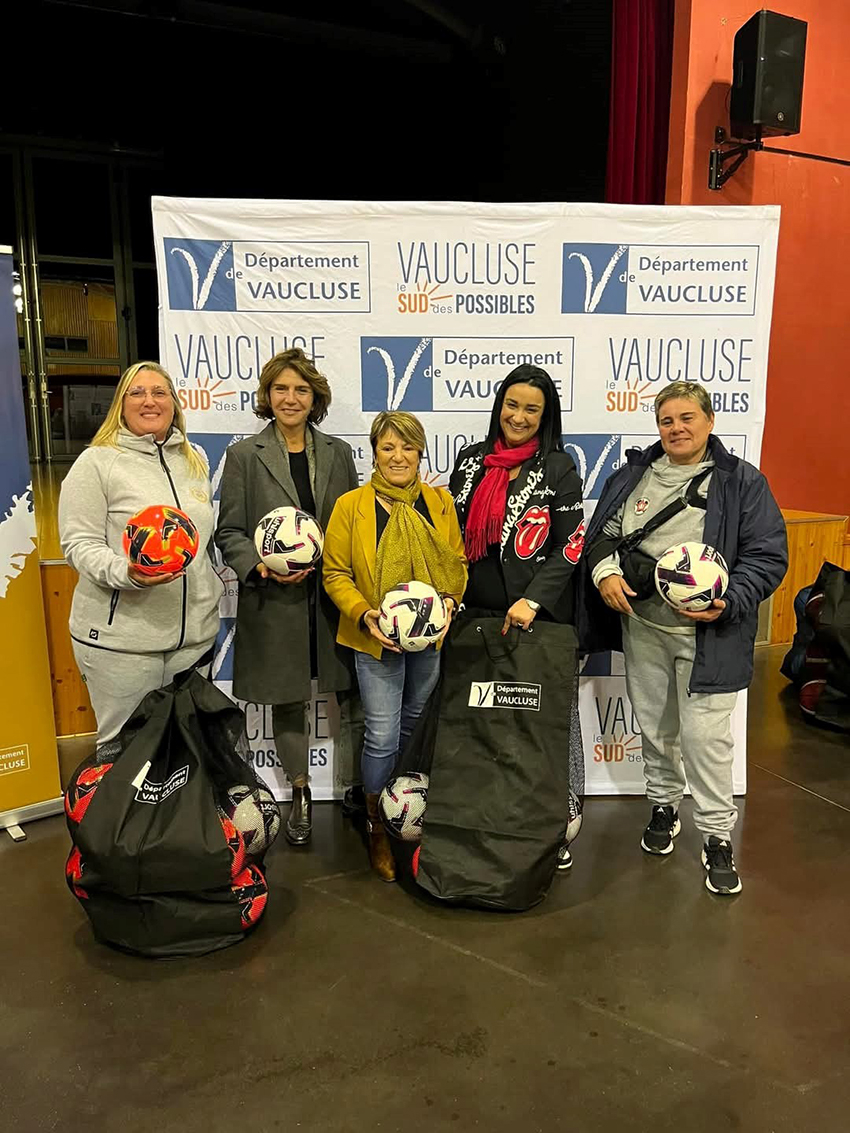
left=666, top=0, right=850, bottom=517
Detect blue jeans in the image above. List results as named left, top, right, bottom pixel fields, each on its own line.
left=354, top=648, right=441, bottom=794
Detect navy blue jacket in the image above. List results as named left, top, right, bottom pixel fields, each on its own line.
left=577, top=436, right=788, bottom=693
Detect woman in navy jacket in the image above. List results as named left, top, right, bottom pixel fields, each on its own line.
left=579, top=381, right=787, bottom=895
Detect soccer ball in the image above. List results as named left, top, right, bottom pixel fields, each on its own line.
left=254, top=507, right=324, bottom=575
left=654, top=542, right=729, bottom=611
left=64, top=761, right=114, bottom=826
left=378, top=582, right=447, bottom=652
left=220, top=784, right=281, bottom=858
left=799, top=679, right=826, bottom=716
left=565, top=789, right=583, bottom=845
left=379, top=773, right=429, bottom=841
left=122, top=505, right=199, bottom=576
left=65, top=846, right=88, bottom=900
left=232, top=863, right=269, bottom=930
left=217, top=811, right=248, bottom=879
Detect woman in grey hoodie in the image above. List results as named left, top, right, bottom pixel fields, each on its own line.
left=59, top=362, right=223, bottom=746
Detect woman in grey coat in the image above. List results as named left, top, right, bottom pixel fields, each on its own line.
left=215, top=348, right=359, bottom=846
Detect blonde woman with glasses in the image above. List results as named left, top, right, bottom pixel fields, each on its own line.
left=59, top=361, right=223, bottom=746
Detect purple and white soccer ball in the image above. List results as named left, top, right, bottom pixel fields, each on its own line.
left=378, top=581, right=448, bottom=652
left=254, top=506, right=324, bottom=575
left=379, top=773, right=429, bottom=841
left=654, top=542, right=729, bottom=612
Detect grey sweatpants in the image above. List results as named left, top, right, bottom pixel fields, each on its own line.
left=621, top=616, right=738, bottom=838
left=72, top=638, right=214, bottom=745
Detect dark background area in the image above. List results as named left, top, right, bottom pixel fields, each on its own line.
left=2, top=0, right=612, bottom=457
left=7, top=0, right=612, bottom=210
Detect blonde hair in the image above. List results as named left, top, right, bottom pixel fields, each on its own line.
left=654, top=381, right=714, bottom=421
left=370, top=411, right=427, bottom=456
left=255, top=348, right=332, bottom=423
left=90, top=361, right=208, bottom=479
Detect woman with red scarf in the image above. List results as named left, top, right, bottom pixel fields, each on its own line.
left=449, top=365, right=586, bottom=871
left=450, top=365, right=585, bottom=633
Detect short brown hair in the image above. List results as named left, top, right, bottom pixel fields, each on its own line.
left=369, top=411, right=427, bottom=456
left=654, top=381, right=714, bottom=421
left=255, top=348, right=332, bottom=423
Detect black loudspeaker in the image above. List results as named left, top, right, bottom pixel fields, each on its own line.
left=730, top=10, right=807, bottom=139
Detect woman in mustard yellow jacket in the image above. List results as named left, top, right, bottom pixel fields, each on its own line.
left=323, top=411, right=467, bottom=881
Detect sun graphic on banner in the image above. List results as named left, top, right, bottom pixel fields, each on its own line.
left=178, top=374, right=237, bottom=412
left=397, top=280, right=453, bottom=314
left=594, top=730, right=642, bottom=764
left=606, top=376, right=657, bottom=414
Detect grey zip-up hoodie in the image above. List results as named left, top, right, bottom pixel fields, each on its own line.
left=59, top=429, right=222, bottom=654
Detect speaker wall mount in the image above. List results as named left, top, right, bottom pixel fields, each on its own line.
left=709, top=127, right=850, bottom=192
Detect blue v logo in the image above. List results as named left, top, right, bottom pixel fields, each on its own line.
left=163, top=238, right=236, bottom=311
left=561, top=244, right=629, bottom=314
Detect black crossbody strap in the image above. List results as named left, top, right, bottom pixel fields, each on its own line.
left=619, top=468, right=711, bottom=552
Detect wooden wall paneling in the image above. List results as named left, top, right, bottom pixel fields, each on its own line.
left=39, top=563, right=96, bottom=737
left=88, top=319, right=119, bottom=359
left=770, top=512, right=848, bottom=644
left=87, top=283, right=117, bottom=323
left=41, top=281, right=88, bottom=337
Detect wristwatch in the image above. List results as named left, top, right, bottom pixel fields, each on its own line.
left=525, top=599, right=541, bottom=612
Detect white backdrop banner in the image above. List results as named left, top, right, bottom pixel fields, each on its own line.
left=152, top=199, right=780, bottom=800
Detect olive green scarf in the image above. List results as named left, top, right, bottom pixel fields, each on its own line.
left=371, top=471, right=466, bottom=607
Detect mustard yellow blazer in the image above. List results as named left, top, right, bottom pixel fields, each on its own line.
left=323, top=482, right=468, bottom=659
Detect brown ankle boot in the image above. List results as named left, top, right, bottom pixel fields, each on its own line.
left=365, top=793, right=396, bottom=882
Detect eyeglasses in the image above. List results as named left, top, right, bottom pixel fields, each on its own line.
left=126, top=387, right=171, bottom=401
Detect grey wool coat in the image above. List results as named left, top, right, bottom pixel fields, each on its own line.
left=215, top=421, right=359, bottom=704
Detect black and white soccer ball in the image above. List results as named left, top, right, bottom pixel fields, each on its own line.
left=654, top=542, right=729, bottom=611
left=379, top=773, right=429, bottom=841
left=565, top=789, right=583, bottom=844
left=254, top=506, right=323, bottom=575
left=378, top=581, right=447, bottom=652
left=220, top=784, right=281, bottom=858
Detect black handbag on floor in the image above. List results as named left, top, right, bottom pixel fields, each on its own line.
left=65, top=665, right=279, bottom=957
left=398, top=612, right=583, bottom=911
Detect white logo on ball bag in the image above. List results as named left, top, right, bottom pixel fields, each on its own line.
left=468, top=681, right=541, bottom=711
left=132, top=762, right=190, bottom=805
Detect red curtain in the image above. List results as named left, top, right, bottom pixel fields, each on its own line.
left=605, top=0, right=675, bottom=204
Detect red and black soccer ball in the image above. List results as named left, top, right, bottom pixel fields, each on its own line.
left=65, top=846, right=88, bottom=900
left=231, top=863, right=268, bottom=929
left=799, top=679, right=827, bottom=716
left=65, top=762, right=114, bottom=826
left=122, top=505, right=199, bottom=577
left=217, top=811, right=248, bottom=879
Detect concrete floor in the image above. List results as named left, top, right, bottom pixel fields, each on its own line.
left=2, top=645, right=849, bottom=1133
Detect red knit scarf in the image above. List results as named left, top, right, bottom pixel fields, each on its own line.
left=464, top=436, right=540, bottom=563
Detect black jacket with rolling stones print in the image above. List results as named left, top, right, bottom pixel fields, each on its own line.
left=449, top=443, right=585, bottom=624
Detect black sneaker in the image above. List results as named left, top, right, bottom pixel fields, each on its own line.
left=556, top=844, right=573, bottom=871
left=701, top=837, right=742, bottom=895
left=640, top=805, right=681, bottom=855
